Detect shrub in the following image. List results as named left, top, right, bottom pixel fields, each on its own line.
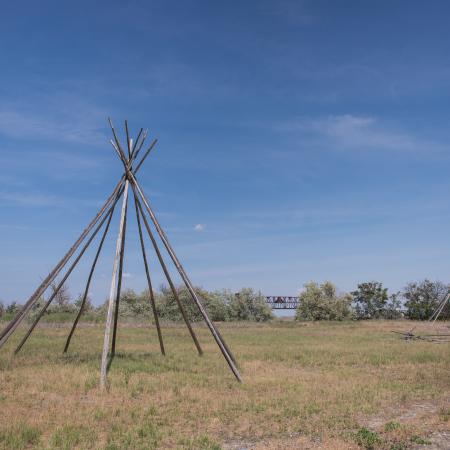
left=352, top=427, right=381, bottom=449
left=120, top=289, right=153, bottom=318
left=223, top=288, right=274, bottom=322
left=296, top=281, right=354, bottom=321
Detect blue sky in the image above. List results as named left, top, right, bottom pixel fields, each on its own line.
left=1, top=1, right=450, bottom=305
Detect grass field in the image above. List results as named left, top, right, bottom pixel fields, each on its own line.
left=0, top=320, right=449, bottom=449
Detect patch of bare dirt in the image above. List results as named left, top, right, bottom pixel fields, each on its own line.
left=363, top=397, right=450, bottom=449
left=364, top=398, right=447, bottom=430
left=223, top=435, right=358, bottom=449
left=411, top=431, right=450, bottom=449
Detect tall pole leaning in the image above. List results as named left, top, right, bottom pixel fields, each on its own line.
left=133, top=194, right=165, bottom=356
left=100, top=180, right=130, bottom=389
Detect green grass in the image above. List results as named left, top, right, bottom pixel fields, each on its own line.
left=0, top=423, right=41, bottom=450
left=0, top=320, right=449, bottom=449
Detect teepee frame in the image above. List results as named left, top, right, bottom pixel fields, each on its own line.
left=0, top=119, right=242, bottom=387
left=429, top=291, right=450, bottom=323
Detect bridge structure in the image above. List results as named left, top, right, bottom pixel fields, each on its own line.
left=266, top=296, right=300, bottom=310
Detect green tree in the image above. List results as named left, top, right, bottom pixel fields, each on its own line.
left=296, top=281, right=354, bottom=321
left=403, top=279, right=449, bottom=320
left=0, top=301, right=4, bottom=317
left=351, top=281, right=388, bottom=319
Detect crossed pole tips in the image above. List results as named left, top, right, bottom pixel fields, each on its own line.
left=0, top=119, right=242, bottom=388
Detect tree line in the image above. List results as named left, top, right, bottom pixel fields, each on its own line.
left=0, top=286, right=273, bottom=323
left=295, top=279, right=449, bottom=321
left=0, top=279, right=448, bottom=323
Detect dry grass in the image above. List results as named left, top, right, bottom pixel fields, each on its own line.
left=0, top=320, right=449, bottom=449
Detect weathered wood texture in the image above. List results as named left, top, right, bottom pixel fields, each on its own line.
left=100, top=180, right=129, bottom=389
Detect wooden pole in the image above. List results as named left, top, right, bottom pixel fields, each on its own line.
left=111, top=138, right=132, bottom=356
left=63, top=198, right=117, bottom=353
left=133, top=139, right=157, bottom=174
left=100, top=180, right=130, bottom=389
left=131, top=175, right=242, bottom=382
left=124, top=120, right=131, bottom=159
left=133, top=188, right=203, bottom=356
left=133, top=192, right=165, bottom=355
left=110, top=207, right=127, bottom=356
left=0, top=178, right=125, bottom=350
left=110, top=136, right=156, bottom=176
left=109, top=118, right=127, bottom=162
left=131, top=128, right=146, bottom=161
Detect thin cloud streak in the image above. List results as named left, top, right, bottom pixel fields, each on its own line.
left=276, top=114, right=449, bottom=157
left=0, top=190, right=108, bottom=209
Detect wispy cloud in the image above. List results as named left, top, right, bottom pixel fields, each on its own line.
left=0, top=190, right=105, bottom=209
left=0, top=88, right=110, bottom=145
left=0, top=109, right=107, bottom=145
left=0, top=191, right=66, bottom=208
left=277, top=114, right=449, bottom=157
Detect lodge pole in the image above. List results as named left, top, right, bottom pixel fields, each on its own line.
left=133, top=192, right=165, bottom=355
left=100, top=180, right=130, bottom=389
left=111, top=139, right=132, bottom=357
